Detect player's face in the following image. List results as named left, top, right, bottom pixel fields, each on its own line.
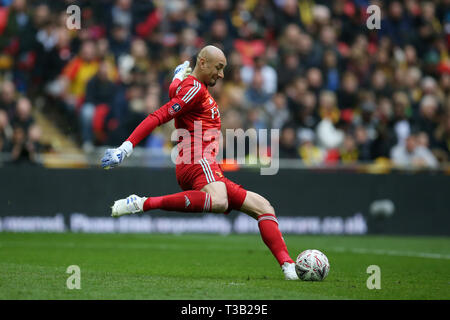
left=207, top=59, right=227, bottom=86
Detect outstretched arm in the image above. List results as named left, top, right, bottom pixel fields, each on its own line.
left=127, top=61, right=192, bottom=147
left=125, top=98, right=179, bottom=147
left=101, top=63, right=200, bottom=169
left=101, top=97, right=187, bottom=169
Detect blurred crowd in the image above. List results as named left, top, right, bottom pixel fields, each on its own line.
left=0, top=0, right=449, bottom=168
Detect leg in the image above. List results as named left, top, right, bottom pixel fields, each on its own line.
left=144, top=159, right=228, bottom=213
left=142, top=190, right=212, bottom=213
left=112, top=189, right=213, bottom=217
left=239, top=191, right=275, bottom=219
left=142, top=181, right=228, bottom=213
left=200, top=181, right=228, bottom=213
left=112, top=160, right=230, bottom=216
left=239, top=191, right=298, bottom=279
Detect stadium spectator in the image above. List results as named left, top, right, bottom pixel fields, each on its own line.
left=316, top=91, right=344, bottom=150
left=353, top=101, right=378, bottom=142
left=80, top=59, right=117, bottom=151
left=8, top=96, right=41, bottom=165
left=298, top=128, right=323, bottom=165
left=219, top=65, right=245, bottom=114
left=10, top=125, right=31, bottom=164
left=206, top=19, right=234, bottom=56
left=340, top=134, right=359, bottom=163
left=321, top=49, right=340, bottom=92
left=297, top=33, right=322, bottom=70
left=274, top=0, right=302, bottom=32
left=371, top=69, right=393, bottom=100
left=415, top=95, right=440, bottom=143
left=277, top=51, right=302, bottom=91
left=243, top=70, right=272, bottom=109
left=0, top=109, right=12, bottom=152
left=199, top=0, right=235, bottom=39
left=404, top=66, right=423, bottom=106
left=37, top=27, right=73, bottom=88
left=264, top=92, right=289, bottom=130
left=109, top=23, right=132, bottom=60
left=433, top=113, right=450, bottom=162
left=109, top=0, right=133, bottom=34
left=391, top=134, right=439, bottom=168
left=12, top=96, right=34, bottom=131
left=241, top=54, right=277, bottom=96
left=337, top=71, right=359, bottom=110
left=294, top=90, right=318, bottom=132
left=417, top=1, right=443, bottom=55
left=354, top=125, right=372, bottom=161
left=279, top=125, right=300, bottom=159
left=0, top=80, right=17, bottom=120
left=306, top=67, right=324, bottom=98
left=54, top=40, right=99, bottom=115
left=278, top=23, right=302, bottom=56
left=392, top=91, right=412, bottom=146
left=0, top=0, right=36, bottom=92
left=379, top=0, right=414, bottom=47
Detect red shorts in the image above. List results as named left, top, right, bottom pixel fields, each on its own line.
left=175, top=158, right=247, bottom=214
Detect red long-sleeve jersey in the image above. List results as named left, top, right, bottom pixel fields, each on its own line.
left=126, top=75, right=222, bottom=163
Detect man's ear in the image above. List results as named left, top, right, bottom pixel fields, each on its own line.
left=199, top=57, right=207, bottom=69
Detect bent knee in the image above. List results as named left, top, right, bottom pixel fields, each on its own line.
left=242, top=192, right=275, bottom=219
left=211, top=196, right=228, bottom=213
left=255, top=200, right=275, bottom=217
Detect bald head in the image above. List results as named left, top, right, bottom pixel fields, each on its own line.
left=197, top=45, right=226, bottom=63
left=192, top=45, right=227, bottom=86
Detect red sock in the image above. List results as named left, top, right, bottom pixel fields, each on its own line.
left=258, top=213, right=294, bottom=266
left=143, top=191, right=211, bottom=212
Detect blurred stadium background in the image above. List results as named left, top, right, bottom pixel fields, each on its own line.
left=0, top=0, right=449, bottom=235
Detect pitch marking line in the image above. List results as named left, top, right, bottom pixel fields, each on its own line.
left=2, top=241, right=450, bottom=259
left=331, top=247, right=450, bottom=260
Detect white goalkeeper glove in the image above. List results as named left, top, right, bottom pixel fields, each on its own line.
left=101, top=141, right=133, bottom=169
left=172, top=61, right=192, bottom=82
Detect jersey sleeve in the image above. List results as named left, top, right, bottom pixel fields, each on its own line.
left=153, top=78, right=204, bottom=124
left=126, top=79, right=203, bottom=147
left=168, top=78, right=182, bottom=99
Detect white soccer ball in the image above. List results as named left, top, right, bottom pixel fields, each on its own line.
left=295, top=249, right=330, bottom=281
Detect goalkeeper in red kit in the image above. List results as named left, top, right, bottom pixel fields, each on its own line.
left=101, top=45, right=298, bottom=280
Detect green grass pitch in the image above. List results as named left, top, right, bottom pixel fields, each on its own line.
left=0, top=232, right=449, bottom=300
